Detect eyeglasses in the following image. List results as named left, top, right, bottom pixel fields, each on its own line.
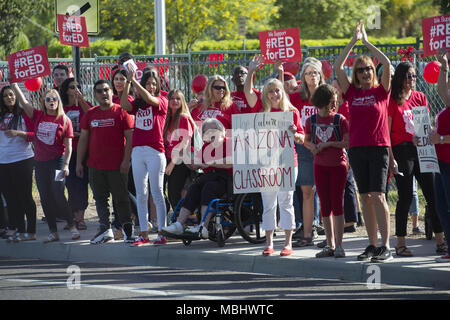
left=406, top=74, right=417, bottom=80
left=45, top=97, right=59, bottom=103
left=212, top=85, right=226, bottom=91
left=356, top=66, right=373, bottom=74
left=95, top=87, right=111, bottom=94
left=304, top=71, right=319, bottom=77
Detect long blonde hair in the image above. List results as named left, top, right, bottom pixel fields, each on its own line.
left=201, top=75, right=232, bottom=112
left=40, top=89, right=68, bottom=125
left=261, top=78, right=295, bottom=113
left=163, top=89, right=195, bottom=141
left=351, top=56, right=379, bottom=89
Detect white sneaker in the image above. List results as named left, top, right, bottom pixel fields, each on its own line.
left=185, top=225, right=208, bottom=239
left=162, top=222, right=184, bottom=236
left=90, top=228, right=114, bottom=244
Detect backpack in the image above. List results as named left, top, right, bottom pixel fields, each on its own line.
left=310, top=113, right=342, bottom=144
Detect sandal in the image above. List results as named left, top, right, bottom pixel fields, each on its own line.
left=22, top=233, right=36, bottom=241
left=262, top=247, right=275, bottom=256
left=44, top=233, right=59, bottom=243
left=395, top=246, right=413, bottom=257
left=436, top=243, right=448, bottom=254
left=293, top=237, right=314, bottom=248
left=70, top=227, right=81, bottom=240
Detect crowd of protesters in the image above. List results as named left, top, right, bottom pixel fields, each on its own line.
left=0, top=21, right=449, bottom=263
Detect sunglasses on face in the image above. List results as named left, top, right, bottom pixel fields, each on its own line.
left=95, top=87, right=111, bottom=94
left=212, top=85, right=226, bottom=91
left=406, top=74, right=417, bottom=80
left=356, top=66, right=373, bottom=74
left=45, top=97, right=59, bottom=103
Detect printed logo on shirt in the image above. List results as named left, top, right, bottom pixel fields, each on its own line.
left=315, top=125, right=334, bottom=143
left=402, top=110, right=415, bottom=135
left=199, top=109, right=224, bottom=120
left=0, top=114, right=13, bottom=130
left=233, top=97, right=246, bottom=112
left=36, top=121, right=58, bottom=145
left=301, top=106, right=318, bottom=127
left=135, top=107, right=154, bottom=131
left=66, top=110, right=80, bottom=132
left=352, top=95, right=376, bottom=107
left=91, top=118, right=115, bottom=128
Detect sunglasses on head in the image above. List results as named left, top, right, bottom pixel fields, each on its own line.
left=356, top=66, right=373, bottom=74
left=45, top=97, right=59, bottom=103
left=95, top=87, right=111, bottom=94
left=212, top=85, right=226, bottom=91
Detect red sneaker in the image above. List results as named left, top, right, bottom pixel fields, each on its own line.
left=436, top=255, right=450, bottom=263
left=153, top=236, right=167, bottom=245
left=262, top=247, right=275, bottom=256
left=280, top=247, right=293, bottom=256
left=131, top=237, right=150, bottom=246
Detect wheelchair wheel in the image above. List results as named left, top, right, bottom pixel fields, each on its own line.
left=207, top=208, right=236, bottom=244
left=234, top=193, right=280, bottom=244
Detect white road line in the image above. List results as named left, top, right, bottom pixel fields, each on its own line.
left=0, top=277, right=231, bottom=300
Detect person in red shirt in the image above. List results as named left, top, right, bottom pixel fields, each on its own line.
left=77, top=80, right=135, bottom=244
left=12, top=84, right=79, bottom=243
left=305, top=84, right=349, bottom=258
left=244, top=55, right=305, bottom=257
left=162, top=118, right=232, bottom=239
left=60, top=78, right=93, bottom=231
left=388, top=62, right=446, bottom=257
left=230, top=66, right=261, bottom=114
left=334, top=20, right=393, bottom=263
left=190, top=75, right=236, bottom=129
left=121, top=64, right=169, bottom=246
left=432, top=49, right=450, bottom=263
left=163, top=89, right=195, bottom=213
left=112, top=68, right=134, bottom=105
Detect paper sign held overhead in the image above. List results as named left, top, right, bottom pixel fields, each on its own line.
left=422, top=15, right=450, bottom=57
left=259, top=28, right=302, bottom=64
left=8, top=45, right=51, bottom=83
left=57, top=14, right=90, bottom=48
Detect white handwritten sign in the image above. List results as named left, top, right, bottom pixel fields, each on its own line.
left=232, top=112, right=295, bottom=193
left=412, top=106, right=440, bottom=173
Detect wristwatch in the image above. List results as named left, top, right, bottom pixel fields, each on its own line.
left=440, top=135, right=444, bottom=144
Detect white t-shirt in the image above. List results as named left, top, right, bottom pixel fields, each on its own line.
left=0, top=114, right=34, bottom=164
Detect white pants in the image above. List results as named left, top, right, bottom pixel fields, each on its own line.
left=132, top=146, right=167, bottom=232
left=261, top=168, right=297, bottom=231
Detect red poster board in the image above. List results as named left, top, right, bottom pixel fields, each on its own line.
left=8, top=45, right=51, bottom=83
left=422, top=15, right=450, bottom=57
left=259, top=28, right=302, bottom=64
left=57, top=14, right=90, bottom=48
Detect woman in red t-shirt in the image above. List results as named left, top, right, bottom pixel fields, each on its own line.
left=12, top=84, right=79, bottom=243
left=112, top=68, right=134, bottom=105
left=190, top=75, right=236, bottom=129
left=163, top=89, right=195, bottom=213
left=60, top=78, right=93, bottom=230
left=431, top=49, right=450, bottom=263
left=334, top=20, right=393, bottom=263
left=121, top=64, right=168, bottom=246
left=305, top=84, right=349, bottom=258
left=244, top=55, right=305, bottom=257
left=388, top=62, right=446, bottom=257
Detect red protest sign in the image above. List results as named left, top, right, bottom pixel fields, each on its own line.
left=8, top=45, right=51, bottom=83
left=259, top=28, right=302, bottom=64
left=422, top=15, right=450, bottom=57
left=57, top=14, right=90, bottom=48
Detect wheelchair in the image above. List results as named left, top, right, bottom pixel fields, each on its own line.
left=163, top=192, right=279, bottom=247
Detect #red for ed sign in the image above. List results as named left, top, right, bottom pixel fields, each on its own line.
left=259, top=28, right=302, bottom=64
left=57, top=14, right=90, bottom=48
left=8, top=45, right=51, bottom=83
left=422, top=14, right=450, bottom=57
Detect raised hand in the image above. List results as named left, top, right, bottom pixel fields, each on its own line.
left=249, top=55, right=265, bottom=72
left=352, top=20, right=363, bottom=43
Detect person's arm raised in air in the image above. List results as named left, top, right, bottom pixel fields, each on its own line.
left=437, top=48, right=450, bottom=106
left=10, top=82, right=34, bottom=118
left=244, top=55, right=264, bottom=108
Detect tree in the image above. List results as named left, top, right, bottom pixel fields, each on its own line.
left=0, top=0, right=50, bottom=59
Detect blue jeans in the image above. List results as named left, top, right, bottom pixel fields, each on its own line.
left=35, top=157, right=74, bottom=233
left=434, top=160, right=450, bottom=244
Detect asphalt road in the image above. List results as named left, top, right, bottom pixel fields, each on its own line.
left=1, top=257, right=449, bottom=302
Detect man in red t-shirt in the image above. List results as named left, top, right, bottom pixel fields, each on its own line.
left=76, top=80, right=135, bottom=244
left=230, top=66, right=261, bottom=114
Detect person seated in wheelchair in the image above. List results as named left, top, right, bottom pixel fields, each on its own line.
left=162, top=118, right=232, bottom=239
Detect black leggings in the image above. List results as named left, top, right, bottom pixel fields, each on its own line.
left=392, top=143, right=442, bottom=237
left=165, top=162, right=192, bottom=211
left=0, top=157, right=36, bottom=233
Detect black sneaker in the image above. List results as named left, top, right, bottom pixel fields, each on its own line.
left=357, top=245, right=377, bottom=261
left=371, top=246, right=394, bottom=263
left=344, top=225, right=356, bottom=233
left=293, top=226, right=304, bottom=239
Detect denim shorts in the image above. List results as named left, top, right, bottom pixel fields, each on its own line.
left=296, top=144, right=314, bottom=186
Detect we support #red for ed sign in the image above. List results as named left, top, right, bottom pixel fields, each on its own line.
left=422, top=15, right=450, bottom=57
left=57, top=14, right=90, bottom=48
left=8, top=45, right=51, bottom=83
left=259, top=28, right=302, bottom=64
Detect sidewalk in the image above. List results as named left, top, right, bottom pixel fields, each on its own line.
left=1, top=219, right=449, bottom=290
